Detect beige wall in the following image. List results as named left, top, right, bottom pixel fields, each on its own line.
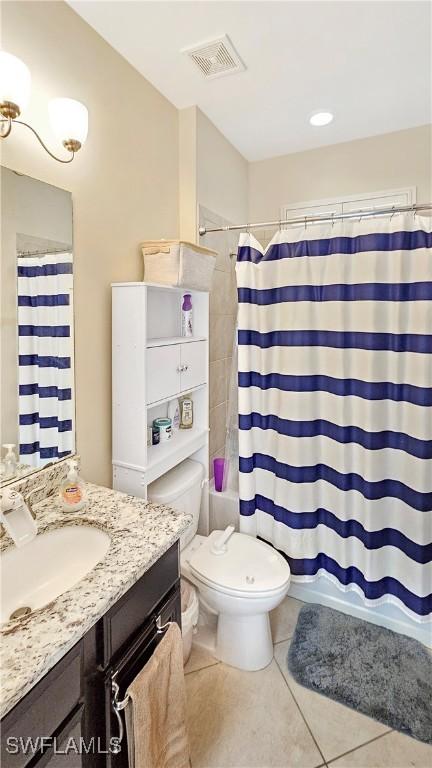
left=192, top=110, right=248, bottom=475
left=178, top=108, right=198, bottom=243
left=1, top=1, right=179, bottom=486
left=196, top=109, right=249, bottom=227
left=179, top=107, right=249, bottom=239
left=178, top=107, right=248, bottom=475
left=249, top=125, right=432, bottom=225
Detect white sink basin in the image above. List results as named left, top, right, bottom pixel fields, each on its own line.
left=0, top=525, right=111, bottom=624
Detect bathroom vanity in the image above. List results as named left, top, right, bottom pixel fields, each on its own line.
left=0, top=170, right=195, bottom=766
left=0, top=482, right=191, bottom=767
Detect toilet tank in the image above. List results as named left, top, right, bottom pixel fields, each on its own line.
left=147, top=459, right=204, bottom=550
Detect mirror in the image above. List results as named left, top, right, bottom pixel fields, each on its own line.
left=1, top=168, right=75, bottom=485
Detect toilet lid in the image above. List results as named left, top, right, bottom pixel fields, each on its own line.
left=188, top=531, right=290, bottom=595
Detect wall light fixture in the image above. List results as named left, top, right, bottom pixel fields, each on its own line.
left=0, top=51, right=88, bottom=164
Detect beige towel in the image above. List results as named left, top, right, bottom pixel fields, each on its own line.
left=125, top=623, right=191, bottom=768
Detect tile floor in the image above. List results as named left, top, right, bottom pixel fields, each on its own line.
left=184, top=597, right=432, bottom=768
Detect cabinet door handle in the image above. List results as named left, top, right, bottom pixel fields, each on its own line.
left=111, top=678, right=126, bottom=753
left=176, top=365, right=184, bottom=373
left=183, top=364, right=189, bottom=371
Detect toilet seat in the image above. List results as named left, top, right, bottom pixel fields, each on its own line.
left=188, top=530, right=290, bottom=598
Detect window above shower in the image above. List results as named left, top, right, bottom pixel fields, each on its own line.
left=0, top=167, right=75, bottom=486
left=280, top=187, right=416, bottom=228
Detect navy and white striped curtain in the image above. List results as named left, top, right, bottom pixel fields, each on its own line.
left=237, top=215, right=432, bottom=622
left=17, top=253, right=74, bottom=467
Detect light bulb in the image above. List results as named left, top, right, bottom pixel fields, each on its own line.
left=49, top=97, right=88, bottom=150
left=0, top=51, right=31, bottom=116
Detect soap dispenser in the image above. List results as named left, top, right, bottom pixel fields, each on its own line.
left=3, top=444, right=17, bottom=480
left=60, top=459, right=87, bottom=512
left=0, top=489, right=37, bottom=547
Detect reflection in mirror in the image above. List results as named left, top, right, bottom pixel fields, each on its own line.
left=1, top=168, right=75, bottom=485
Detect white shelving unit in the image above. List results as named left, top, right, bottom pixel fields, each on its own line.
left=112, top=282, right=210, bottom=532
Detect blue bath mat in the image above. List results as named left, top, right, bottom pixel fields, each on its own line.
left=288, top=603, right=432, bottom=744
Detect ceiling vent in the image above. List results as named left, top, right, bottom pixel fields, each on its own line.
left=182, top=35, right=245, bottom=79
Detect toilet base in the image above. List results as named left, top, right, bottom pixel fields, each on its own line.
left=181, top=533, right=290, bottom=672
left=192, top=607, right=274, bottom=671
left=216, top=611, right=273, bottom=671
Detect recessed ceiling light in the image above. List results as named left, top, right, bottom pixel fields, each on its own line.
left=310, top=111, right=334, bottom=127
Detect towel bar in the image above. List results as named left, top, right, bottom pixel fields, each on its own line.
left=110, top=614, right=172, bottom=754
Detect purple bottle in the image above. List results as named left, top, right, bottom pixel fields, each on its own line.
left=182, top=293, right=193, bottom=337
left=213, top=458, right=226, bottom=492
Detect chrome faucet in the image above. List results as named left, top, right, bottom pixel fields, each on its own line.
left=0, top=488, right=37, bottom=547
left=24, top=485, right=48, bottom=519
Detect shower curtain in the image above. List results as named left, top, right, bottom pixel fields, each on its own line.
left=237, top=215, right=432, bottom=622
left=17, top=253, right=74, bottom=467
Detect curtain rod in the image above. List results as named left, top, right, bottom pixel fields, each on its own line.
left=198, top=202, right=432, bottom=236
left=17, top=247, right=72, bottom=258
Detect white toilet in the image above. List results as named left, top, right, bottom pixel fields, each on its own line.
left=148, top=459, right=290, bottom=671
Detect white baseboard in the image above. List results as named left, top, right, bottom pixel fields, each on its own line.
left=289, top=579, right=431, bottom=648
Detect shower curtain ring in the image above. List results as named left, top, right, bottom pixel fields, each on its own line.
left=331, top=213, right=335, bottom=228
left=304, top=217, right=307, bottom=230
left=390, top=205, right=396, bottom=221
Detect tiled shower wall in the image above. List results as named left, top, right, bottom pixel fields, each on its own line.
left=199, top=206, right=239, bottom=477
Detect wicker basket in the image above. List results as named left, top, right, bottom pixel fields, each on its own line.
left=141, top=239, right=217, bottom=292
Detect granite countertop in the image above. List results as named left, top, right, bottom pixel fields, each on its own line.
left=0, top=482, right=191, bottom=719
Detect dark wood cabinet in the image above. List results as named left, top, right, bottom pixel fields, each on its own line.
left=31, top=707, right=85, bottom=768
left=1, top=542, right=181, bottom=768
left=101, top=539, right=179, bottom=666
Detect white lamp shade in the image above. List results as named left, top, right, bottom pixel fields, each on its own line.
left=49, top=97, right=88, bottom=145
left=0, top=52, right=31, bottom=111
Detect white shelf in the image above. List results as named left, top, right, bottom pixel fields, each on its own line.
left=147, top=383, right=206, bottom=409
left=146, top=336, right=206, bottom=348
left=111, top=281, right=208, bottom=294
left=145, top=428, right=208, bottom=485
left=144, top=282, right=208, bottom=294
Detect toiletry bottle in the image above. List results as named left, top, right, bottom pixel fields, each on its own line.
left=3, top=444, right=17, bottom=480
left=179, top=394, right=193, bottom=429
left=168, top=399, right=180, bottom=431
left=60, top=460, right=87, bottom=512
left=181, top=294, right=193, bottom=337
